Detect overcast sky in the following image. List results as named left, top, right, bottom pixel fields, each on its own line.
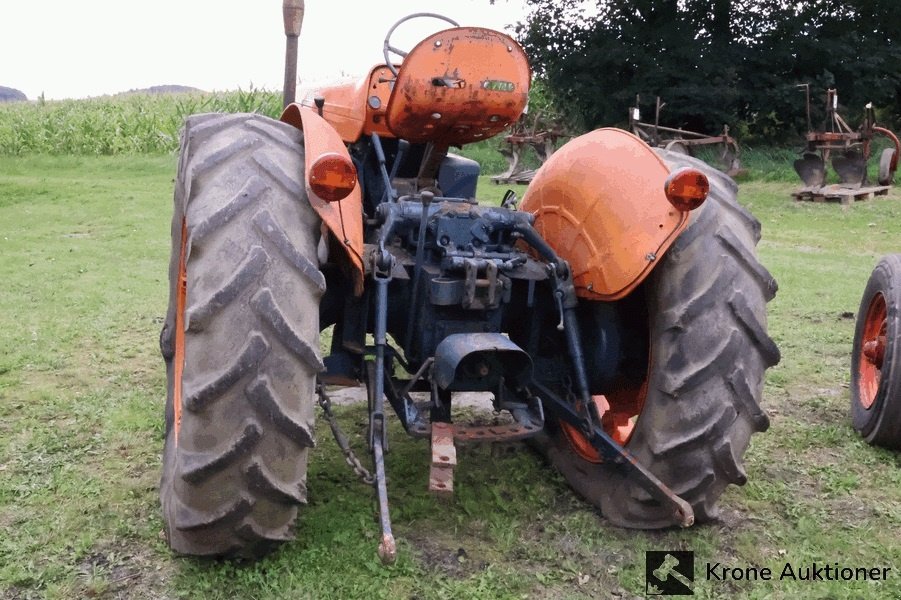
left=1, top=0, right=530, bottom=100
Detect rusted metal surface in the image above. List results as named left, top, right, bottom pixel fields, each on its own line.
left=492, top=111, right=567, bottom=184
left=628, top=95, right=743, bottom=176
left=382, top=13, right=460, bottom=78
left=384, top=27, right=530, bottom=146
left=794, top=86, right=900, bottom=189
left=863, top=335, right=887, bottom=368
left=521, top=128, right=689, bottom=301
left=429, top=422, right=456, bottom=496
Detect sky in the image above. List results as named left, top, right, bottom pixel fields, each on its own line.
left=1, top=0, right=530, bottom=101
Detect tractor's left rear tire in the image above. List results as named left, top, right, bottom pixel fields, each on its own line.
left=851, top=254, right=901, bottom=447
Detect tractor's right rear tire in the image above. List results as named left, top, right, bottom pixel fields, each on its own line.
left=159, top=113, right=324, bottom=557
left=851, top=254, right=901, bottom=447
left=540, top=151, right=780, bottom=527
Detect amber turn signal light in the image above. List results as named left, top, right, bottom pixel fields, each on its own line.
left=309, top=152, right=357, bottom=202
left=664, top=167, right=709, bottom=211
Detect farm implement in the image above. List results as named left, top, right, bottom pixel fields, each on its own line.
left=490, top=110, right=566, bottom=184
left=794, top=86, right=899, bottom=193
left=158, top=2, right=780, bottom=562
left=628, top=95, right=744, bottom=177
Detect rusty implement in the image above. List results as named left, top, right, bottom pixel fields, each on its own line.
left=491, top=110, right=567, bottom=184
left=628, top=95, right=743, bottom=177
left=793, top=86, right=900, bottom=193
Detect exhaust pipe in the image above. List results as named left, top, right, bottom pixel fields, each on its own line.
left=282, top=0, right=305, bottom=108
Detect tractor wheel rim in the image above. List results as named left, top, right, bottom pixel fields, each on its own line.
left=858, top=291, right=887, bottom=410
left=560, top=372, right=649, bottom=463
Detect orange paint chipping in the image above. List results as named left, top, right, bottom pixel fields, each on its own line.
left=173, top=218, right=187, bottom=445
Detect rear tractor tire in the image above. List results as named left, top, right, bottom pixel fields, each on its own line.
left=541, top=150, right=780, bottom=527
left=851, top=255, right=901, bottom=448
left=159, top=113, right=324, bottom=557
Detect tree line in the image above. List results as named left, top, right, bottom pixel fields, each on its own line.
left=515, top=0, right=901, bottom=143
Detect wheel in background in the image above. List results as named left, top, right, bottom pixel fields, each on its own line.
left=851, top=254, right=901, bottom=448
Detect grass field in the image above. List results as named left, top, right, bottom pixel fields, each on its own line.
left=1, top=143, right=901, bottom=599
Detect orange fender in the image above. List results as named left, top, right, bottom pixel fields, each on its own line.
left=281, top=103, right=364, bottom=295
left=521, top=128, right=688, bottom=301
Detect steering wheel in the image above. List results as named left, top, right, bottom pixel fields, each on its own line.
left=383, top=13, right=460, bottom=78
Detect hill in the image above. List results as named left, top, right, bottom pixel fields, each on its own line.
left=119, top=85, right=204, bottom=96
left=0, top=86, right=27, bottom=102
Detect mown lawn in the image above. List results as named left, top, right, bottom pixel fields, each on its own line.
left=1, top=154, right=900, bottom=599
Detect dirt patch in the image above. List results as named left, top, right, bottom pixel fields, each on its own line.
left=405, top=530, right=490, bottom=578
left=72, top=542, right=173, bottom=599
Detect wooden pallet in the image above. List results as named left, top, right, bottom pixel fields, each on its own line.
left=792, top=184, right=891, bottom=205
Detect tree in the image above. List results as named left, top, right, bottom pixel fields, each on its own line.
left=517, top=0, right=901, bottom=142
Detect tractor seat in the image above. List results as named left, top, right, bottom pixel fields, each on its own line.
left=385, top=27, right=530, bottom=147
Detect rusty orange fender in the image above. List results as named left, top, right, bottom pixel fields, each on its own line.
left=521, top=128, right=688, bottom=301
left=281, top=103, right=364, bottom=295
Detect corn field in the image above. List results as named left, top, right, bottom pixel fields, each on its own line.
left=0, top=88, right=282, bottom=155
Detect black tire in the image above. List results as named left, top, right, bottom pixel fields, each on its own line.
left=540, top=150, right=780, bottom=527
left=878, top=148, right=895, bottom=186
left=851, top=254, right=901, bottom=448
left=159, top=113, right=324, bottom=557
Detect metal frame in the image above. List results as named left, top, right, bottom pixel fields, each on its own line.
left=628, top=95, right=742, bottom=176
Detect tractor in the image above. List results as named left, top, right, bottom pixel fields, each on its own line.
left=851, top=255, right=901, bottom=447
left=158, top=3, right=780, bottom=561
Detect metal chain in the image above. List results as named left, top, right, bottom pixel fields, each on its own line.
left=316, top=381, right=375, bottom=486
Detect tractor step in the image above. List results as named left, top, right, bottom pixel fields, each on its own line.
left=429, top=422, right=456, bottom=496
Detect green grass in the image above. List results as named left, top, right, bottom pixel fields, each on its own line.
left=2, top=144, right=901, bottom=598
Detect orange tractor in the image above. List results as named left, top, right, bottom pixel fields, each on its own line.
left=159, top=3, right=780, bottom=561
